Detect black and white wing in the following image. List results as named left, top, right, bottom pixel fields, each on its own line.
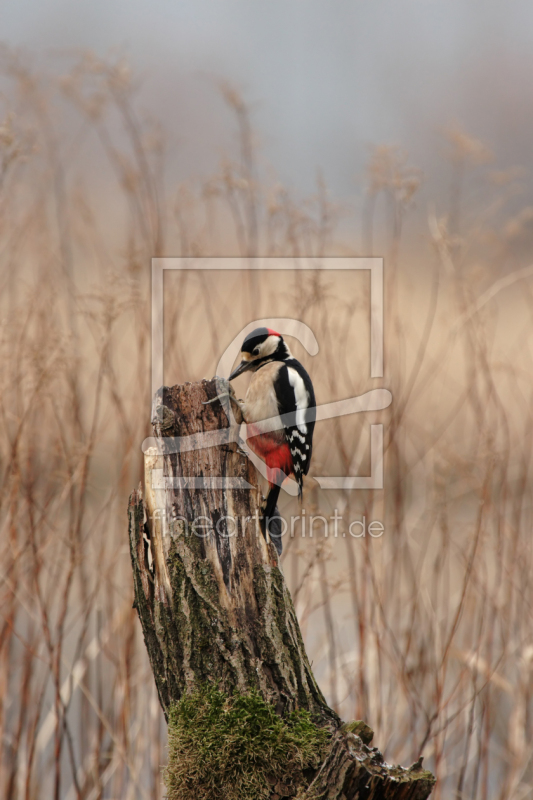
left=274, top=360, right=316, bottom=497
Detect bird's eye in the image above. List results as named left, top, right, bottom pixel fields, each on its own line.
left=253, top=347, right=260, bottom=356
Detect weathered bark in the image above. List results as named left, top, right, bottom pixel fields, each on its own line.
left=128, top=378, right=435, bottom=799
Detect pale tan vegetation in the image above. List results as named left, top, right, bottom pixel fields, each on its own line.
left=1, top=50, right=533, bottom=799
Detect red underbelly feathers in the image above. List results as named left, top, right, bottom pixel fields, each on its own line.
left=246, top=424, right=294, bottom=484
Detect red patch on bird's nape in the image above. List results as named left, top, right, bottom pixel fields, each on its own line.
left=267, top=328, right=280, bottom=337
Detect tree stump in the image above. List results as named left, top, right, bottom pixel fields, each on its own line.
left=128, top=378, right=435, bottom=799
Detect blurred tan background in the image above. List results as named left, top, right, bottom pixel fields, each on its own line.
left=1, top=3, right=533, bottom=799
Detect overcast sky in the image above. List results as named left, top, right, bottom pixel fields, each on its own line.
left=4, top=0, right=533, bottom=216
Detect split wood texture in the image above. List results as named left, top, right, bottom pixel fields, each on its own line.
left=128, top=378, right=435, bottom=799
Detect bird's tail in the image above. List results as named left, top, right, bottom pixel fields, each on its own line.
left=261, top=482, right=283, bottom=554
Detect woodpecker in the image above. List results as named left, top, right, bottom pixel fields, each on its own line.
left=228, top=327, right=316, bottom=554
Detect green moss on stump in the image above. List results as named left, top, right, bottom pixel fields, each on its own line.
left=164, top=685, right=328, bottom=800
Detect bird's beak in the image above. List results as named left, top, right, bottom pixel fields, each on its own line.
left=229, top=359, right=254, bottom=381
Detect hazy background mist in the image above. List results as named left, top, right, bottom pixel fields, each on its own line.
left=5, top=0, right=533, bottom=238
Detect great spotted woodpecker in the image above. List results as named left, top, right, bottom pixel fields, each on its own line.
left=228, top=327, right=316, bottom=554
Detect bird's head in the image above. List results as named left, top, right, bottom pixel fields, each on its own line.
left=229, top=327, right=291, bottom=380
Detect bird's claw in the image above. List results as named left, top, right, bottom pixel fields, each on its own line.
left=203, top=381, right=244, bottom=424
left=202, top=392, right=231, bottom=405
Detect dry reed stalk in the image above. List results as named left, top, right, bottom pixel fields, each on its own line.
left=0, top=51, right=532, bottom=799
